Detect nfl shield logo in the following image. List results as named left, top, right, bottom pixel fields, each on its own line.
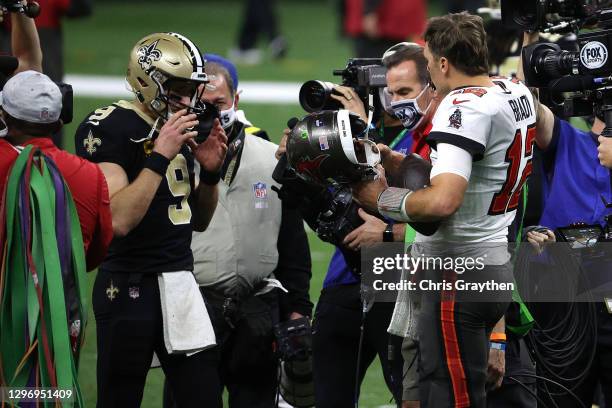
left=253, top=182, right=267, bottom=199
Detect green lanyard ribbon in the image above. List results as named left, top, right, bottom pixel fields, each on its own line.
left=0, top=146, right=87, bottom=406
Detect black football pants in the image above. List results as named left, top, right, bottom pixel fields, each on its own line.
left=418, top=266, right=511, bottom=408
left=93, top=269, right=222, bottom=408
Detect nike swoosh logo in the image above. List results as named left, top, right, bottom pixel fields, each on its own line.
left=452, top=98, right=469, bottom=105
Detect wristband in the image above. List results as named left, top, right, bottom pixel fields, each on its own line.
left=377, top=187, right=413, bottom=222
left=489, top=332, right=507, bottom=343
left=199, top=168, right=221, bottom=186
left=144, top=151, right=170, bottom=176
left=489, top=342, right=506, bottom=351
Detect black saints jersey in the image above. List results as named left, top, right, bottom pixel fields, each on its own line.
left=75, top=100, right=196, bottom=273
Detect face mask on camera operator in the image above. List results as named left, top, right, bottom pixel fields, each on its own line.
left=381, top=43, right=438, bottom=132
left=386, top=84, right=435, bottom=131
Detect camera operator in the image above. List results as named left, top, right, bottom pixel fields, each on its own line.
left=518, top=30, right=612, bottom=407
left=0, top=71, right=112, bottom=397
left=0, top=3, right=110, bottom=269
left=275, top=43, right=436, bottom=408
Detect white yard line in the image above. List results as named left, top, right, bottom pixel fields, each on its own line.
left=65, top=74, right=302, bottom=104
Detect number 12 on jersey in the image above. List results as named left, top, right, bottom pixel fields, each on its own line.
left=488, top=124, right=536, bottom=215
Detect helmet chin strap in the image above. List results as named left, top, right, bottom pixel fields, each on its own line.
left=130, top=116, right=161, bottom=143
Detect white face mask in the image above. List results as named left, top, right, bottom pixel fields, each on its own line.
left=219, top=102, right=236, bottom=130
left=389, top=85, right=433, bottom=131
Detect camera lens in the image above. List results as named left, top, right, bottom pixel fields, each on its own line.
left=299, top=80, right=342, bottom=112
left=538, top=49, right=576, bottom=79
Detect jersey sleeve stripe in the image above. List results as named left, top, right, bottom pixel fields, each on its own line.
left=427, top=131, right=485, bottom=161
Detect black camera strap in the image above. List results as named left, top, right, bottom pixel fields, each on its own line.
left=221, top=123, right=247, bottom=185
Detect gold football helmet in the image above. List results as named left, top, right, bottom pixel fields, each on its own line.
left=126, top=32, right=208, bottom=119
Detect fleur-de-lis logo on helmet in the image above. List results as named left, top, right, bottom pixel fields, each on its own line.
left=136, top=40, right=162, bottom=71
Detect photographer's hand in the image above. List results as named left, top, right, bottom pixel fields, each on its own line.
left=331, top=85, right=368, bottom=122
left=526, top=229, right=556, bottom=255
left=275, top=128, right=291, bottom=160
left=598, top=135, right=612, bottom=169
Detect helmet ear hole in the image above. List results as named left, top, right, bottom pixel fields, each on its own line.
left=137, top=77, right=148, bottom=87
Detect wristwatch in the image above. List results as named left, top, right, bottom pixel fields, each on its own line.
left=383, top=223, right=394, bottom=242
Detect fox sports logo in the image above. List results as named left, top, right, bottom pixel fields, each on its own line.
left=580, top=41, right=608, bottom=70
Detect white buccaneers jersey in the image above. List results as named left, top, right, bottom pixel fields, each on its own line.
left=419, top=77, right=536, bottom=243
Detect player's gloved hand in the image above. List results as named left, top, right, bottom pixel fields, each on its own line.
left=155, top=109, right=199, bottom=160
left=188, top=118, right=228, bottom=172
left=343, top=208, right=386, bottom=250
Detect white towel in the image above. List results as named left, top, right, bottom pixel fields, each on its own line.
left=388, top=243, right=420, bottom=339
left=158, top=271, right=216, bottom=355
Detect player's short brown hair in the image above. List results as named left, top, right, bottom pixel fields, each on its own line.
left=424, top=12, right=489, bottom=76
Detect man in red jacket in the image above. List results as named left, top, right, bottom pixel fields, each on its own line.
left=342, top=0, right=427, bottom=57
left=0, top=70, right=112, bottom=270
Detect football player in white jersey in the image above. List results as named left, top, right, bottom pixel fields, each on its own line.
left=353, top=12, right=536, bottom=408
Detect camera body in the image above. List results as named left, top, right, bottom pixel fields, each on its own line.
left=522, top=30, right=612, bottom=88
left=501, top=0, right=600, bottom=34
left=0, top=0, right=40, bottom=18
left=299, top=58, right=386, bottom=113
left=506, top=0, right=612, bottom=118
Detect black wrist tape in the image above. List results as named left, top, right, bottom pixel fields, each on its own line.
left=144, top=152, right=170, bottom=176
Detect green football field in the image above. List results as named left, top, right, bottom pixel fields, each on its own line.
left=61, top=1, right=444, bottom=406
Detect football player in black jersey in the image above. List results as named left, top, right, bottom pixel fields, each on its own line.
left=75, top=32, right=227, bottom=407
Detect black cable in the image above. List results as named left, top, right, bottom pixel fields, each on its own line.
left=506, top=376, right=550, bottom=408
left=354, top=308, right=367, bottom=408
left=511, top=373, right=587, bottom=408
left=517, top=241, right=598, bottom=394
